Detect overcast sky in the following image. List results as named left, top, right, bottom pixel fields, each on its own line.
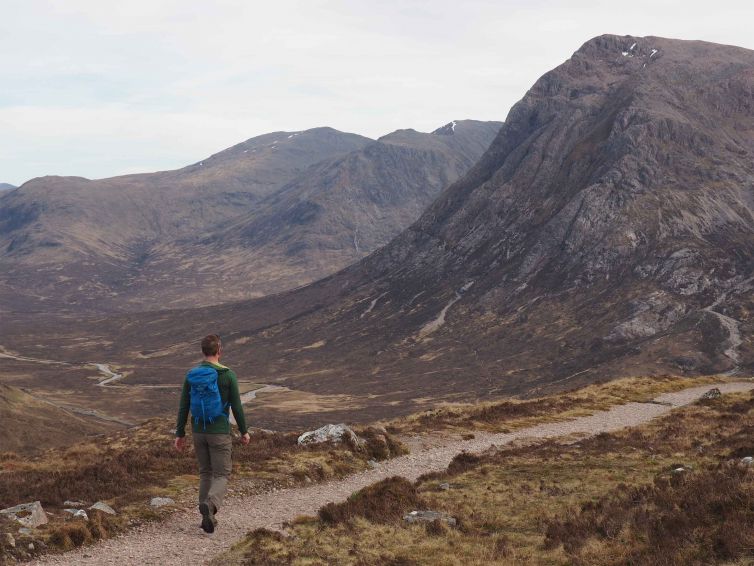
left=1, top=0, right=752, bottom=186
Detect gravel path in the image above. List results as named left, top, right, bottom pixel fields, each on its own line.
left=32, top=381, right=753, bottom=566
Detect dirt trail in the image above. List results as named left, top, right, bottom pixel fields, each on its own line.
left=32, top=381, right=753, bottom=566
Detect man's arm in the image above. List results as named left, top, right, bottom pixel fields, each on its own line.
left=175, top=378, right=191, bottom=438
left=227, top=370, right=249, bottom=436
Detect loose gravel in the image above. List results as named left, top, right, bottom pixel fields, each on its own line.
left=31, top=381, right=753, bottom=566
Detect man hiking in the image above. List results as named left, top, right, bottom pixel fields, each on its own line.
left=174, top=334, right=250, bottom=534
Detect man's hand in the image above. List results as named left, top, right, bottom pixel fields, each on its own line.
left=174, top=436, right=186, bottom=452
left=241, top=432, right=250, bottom=445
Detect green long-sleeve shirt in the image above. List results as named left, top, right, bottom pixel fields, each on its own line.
left=175, top=361, right=248, bottom=437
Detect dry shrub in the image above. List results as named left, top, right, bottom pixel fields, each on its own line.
left=446, top=452, right=482, bottom=476
left=0, top=516, right=17, bottom=564
left=0, top=441, right=194, bottom=508
left=240, top=528, right=292, bottom=565
left=232, top=431, right=299, bottom=467
left=46, top=510, right=117, bottom=551
left=353, top=427, right=409, bottom=461
left=470, top=397, right=576, bottom=424
left=48, top=521, right=92, bottom=550
left=545, top=464, right=754, bottom=565
left=492, top=535, right=513, bottom=559
left=318, top=476, right=422, bottom=526
left=425, top=518, right=449, bottom=537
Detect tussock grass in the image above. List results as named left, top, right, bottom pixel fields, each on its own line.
left=545, top=464, right=754, bottom=565
left=219, top=386, right=754, bottom=565
left=384, top=374, right=722, bottom=435
left=318, top=477, right=422, bottom=526
left=0, top=418, right=406, bottom=559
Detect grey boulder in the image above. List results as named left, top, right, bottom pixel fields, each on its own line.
left=64, top=509, right=89, bottom=521
left=297, top=424, right=365, bottom=449
left=89, top=501, right=117, bottom=515
left=0, top=501, right=48, bottom=528
left=150, top=497, right=175, bottom=508
left=403, top=510, right=457, bottom=526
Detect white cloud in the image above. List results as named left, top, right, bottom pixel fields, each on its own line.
left=1, top=0, right=753, bottom=185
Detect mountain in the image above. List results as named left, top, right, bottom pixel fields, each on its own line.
left=0, top=122, right=500, bottom=312
left=2, top=35, right=751, bottom=428
left=0, top=183, right=14, bottom=192
left=138, top=120, right=502, bottom=305
left=0, top=128, right=372, bottom=312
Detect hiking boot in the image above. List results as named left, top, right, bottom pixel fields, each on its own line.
left=199, top=502, right=216, bottom=533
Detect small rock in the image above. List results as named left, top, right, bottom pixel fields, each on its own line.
left=3, top=533, right=14, bottom=548
left=18, top=528, right=32, bottom=536
left=28, top=543, right=34, bottom=551
left=89, top=502, right=117, bottom=515
left=367, top=459, right=379, bottom=469
left=0, top=501, right=48, bottom=528
left=403, top=510, right=457, bottom=527
left=671, top=467, right=686, bottom=475
left=741, top=456, right=753, bottom=466
left=700, top=388, right=722, bottom=400
left=63, top=500, right=87, bottom=508
left=64, top=509, right=89, bottom=521
left=150, top=497, right=175, bottom=508
left=439, top=483, right=450, bottom=491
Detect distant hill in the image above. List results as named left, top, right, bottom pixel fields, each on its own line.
left=0, top=127, right=372, bottom=312
left=0, top=183, right=14, bottom=191
left=0, top=121, right=500, bottom=312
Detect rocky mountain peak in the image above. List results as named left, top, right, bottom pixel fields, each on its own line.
left=432, top=121, right=458, bottom=135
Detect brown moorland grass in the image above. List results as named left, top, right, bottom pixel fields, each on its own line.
left=219, top=386, right=754, bottom=565
left=382, top=374, right=721, bottom=435
left=544, top=464, right=754, bottom=565
left=0, top=419, right=406, bottom=561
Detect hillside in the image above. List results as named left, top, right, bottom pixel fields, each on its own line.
left=4, top=378, right=750, bottom=564
left=0, top=184, right=14, bottom=192
left=0, top=122, right=499, bottom=312
left=140, top=120, right=502, bottom=304
left=1, top=35, right=752, bottom=429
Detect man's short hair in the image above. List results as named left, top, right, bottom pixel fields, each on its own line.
left=201, top=334, right=222, bottom=357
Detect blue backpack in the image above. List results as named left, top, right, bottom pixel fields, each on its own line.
left=187, top=365, right=228, bottom=430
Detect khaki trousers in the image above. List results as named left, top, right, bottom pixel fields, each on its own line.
left=192, top=432, right=232, bottom=512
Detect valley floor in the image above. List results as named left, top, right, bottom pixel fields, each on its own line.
left=27, top=381, right=754, bottom=566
